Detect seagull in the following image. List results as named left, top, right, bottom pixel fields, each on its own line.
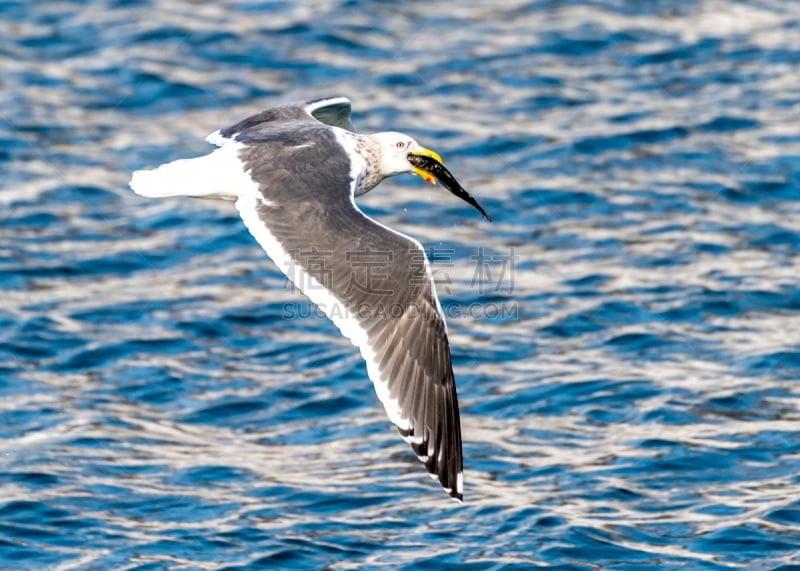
left=129, top=96, right=491, bottom=501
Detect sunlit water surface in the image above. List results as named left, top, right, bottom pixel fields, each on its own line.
left=2, top=1, right=800, bottom=569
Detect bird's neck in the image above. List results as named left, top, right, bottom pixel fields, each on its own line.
left=348, top=133, right=386, bottom=196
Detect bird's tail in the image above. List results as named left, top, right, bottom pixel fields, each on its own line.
left=130, top=144, right=243, bottom=200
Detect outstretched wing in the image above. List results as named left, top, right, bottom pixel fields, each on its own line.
left=233, top=127, right=463, bottom=500
left=206, top=96, right=354, bottom=146
left=304, top=96, right=354, bottom=132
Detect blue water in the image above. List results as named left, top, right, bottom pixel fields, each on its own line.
left=3, top=0, right=800, bottom=569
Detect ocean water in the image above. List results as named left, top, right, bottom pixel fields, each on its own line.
left=3, top=0, right=800, bottom=569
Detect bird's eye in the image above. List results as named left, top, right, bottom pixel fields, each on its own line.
left=396, top=141, right=405, bottom=149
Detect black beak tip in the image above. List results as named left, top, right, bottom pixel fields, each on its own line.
left=468, top=199, right=492, bottom=222
left=408, top=152, right=492, bottom=222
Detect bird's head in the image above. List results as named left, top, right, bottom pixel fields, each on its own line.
left=372, top=131, right=492, bottom=221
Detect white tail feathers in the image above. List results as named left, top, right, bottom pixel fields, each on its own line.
left=130, top=144, right=246, bottom=200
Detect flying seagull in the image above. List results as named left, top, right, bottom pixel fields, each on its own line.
left=129, top=96, right=491, bottom=501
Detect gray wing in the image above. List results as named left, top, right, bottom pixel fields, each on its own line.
left=207, top=96, right=354, bottom=145
left=304, top=96, right=355, bottom=132
left=233, top=129, right=463, bottom=500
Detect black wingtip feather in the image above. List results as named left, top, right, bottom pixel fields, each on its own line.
left=400, top=426, right=463, bottom=501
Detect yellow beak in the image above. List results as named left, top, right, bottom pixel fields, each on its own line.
left=406, top=145, right=493, bottom=221
left=410, top=147, right=443, bottom=185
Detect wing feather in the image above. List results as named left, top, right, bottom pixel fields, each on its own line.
left=232, top=130, right=463, bottom=499
left=207, top=96, right=354, bottom=146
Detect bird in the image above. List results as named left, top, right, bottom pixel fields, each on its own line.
left=129, top=96, right=491, bottom=501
